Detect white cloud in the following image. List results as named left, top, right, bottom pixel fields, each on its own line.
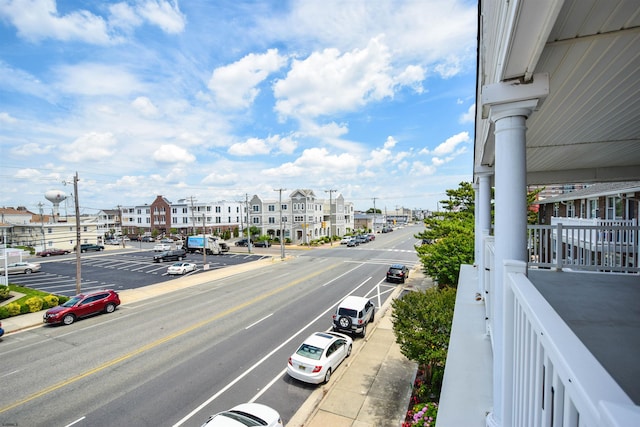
left=433, top=131, right=470, bottom=156
left=208, top=49, right=287, bottom=109
left=0, top=112, right=18, bottom=124
left=228, top=134, right=299, bottom=156
left=54, top=63, right=143, bottom=96
left=459, top=103, right=475, bottom=124
left=228, top=137, right=271, bottom=156
left=263, top=147, right=358, bottom=177
left=410, top=161, right=437, bottom=176
left=11, top=142, right=54, bottom=156
left=0, top=0, right=112, bottom=44
left=152, top=144, right=196, bottom=164
left=136, top=0, right=186, bottom=34
left=63, top=132, right=118, bottom=162
left=132, top=96, right=159, bottom=117
left=274, top=37, right=399, bottom=120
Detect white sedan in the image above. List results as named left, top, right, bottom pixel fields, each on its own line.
left=167, top=262, right=196, bottom=275
left=200, top=402, right=283, bottom=427
left=154, top=243, right=172, bottom=252
left=287, top=331, right=353, bottom=384
left=0, top=262, right=42, bottom=275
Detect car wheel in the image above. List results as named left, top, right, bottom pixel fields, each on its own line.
left=346, top=344, right=352, bottom=357
left=177, top=256, right=183, bottom=261
left=81, top=249, right=86, bottom=253
left=46, top=253, right=51, bottom=257
left=360, top=324, right=367, bottom=338
left=104, top=303, right=116, bottom=313
left=370, top=310, right=375, bottom=323
left=338, top=316, right=352, bottom=329
left=25, top=269, right=32, bottom=274
left=323, top=368, right=332, bottom=384
left=63, top=314, right=76, bottom=325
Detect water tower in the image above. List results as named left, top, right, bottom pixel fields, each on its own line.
left=45, top=190, right=67, bottom=221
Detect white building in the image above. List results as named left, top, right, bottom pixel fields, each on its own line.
left=438, top=2, right=640, bottom=427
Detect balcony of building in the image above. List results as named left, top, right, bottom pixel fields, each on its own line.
left=437, top=222, right=640, bottom=427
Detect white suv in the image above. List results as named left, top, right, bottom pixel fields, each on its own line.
left=332, top=296, right=375, bottom=337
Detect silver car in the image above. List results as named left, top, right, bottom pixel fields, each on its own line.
left=0, top=262, right=42, bottom=275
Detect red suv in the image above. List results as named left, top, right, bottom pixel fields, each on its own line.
left=43, top=290, right=121, bottom=325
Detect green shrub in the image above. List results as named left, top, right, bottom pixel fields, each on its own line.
left=25, top=296, right=44, bottom=312
left=0, top=285, right=10, bottom=300
left=5, top=302, right=21, bottom=316
left=44, top=295, right=59, bottom=308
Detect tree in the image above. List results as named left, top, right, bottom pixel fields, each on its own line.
left=392, top=286, right=457, bottom=399
left=415, top=182, right=475, bottom=286
left=366, top=208, right=382, bottom=214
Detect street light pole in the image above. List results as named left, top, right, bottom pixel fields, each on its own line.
left=325, top=189, right=336, bottom=246
left=275, top=188, right=286, bottom=259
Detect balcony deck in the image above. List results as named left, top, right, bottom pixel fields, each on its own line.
left=528, top=269, right=640, bottom=405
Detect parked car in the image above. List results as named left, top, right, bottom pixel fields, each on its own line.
left=36, top=248, right=71, bottom=257
left=167, top=262, right=197, bottom=275
left=153, top=249, right=187, bottom=262
left=340, top=236, right=352, bottom=244
left=355, top=235, right=368, bottom=244
left=0, top=321, right=4, bottom=338
left=160, top=238, right=174, bottom=243
left=200, top=402, right=283, bottom=427
left=346, top=238, right=359, bottom=247
left=287, top=331, right=353, bottom=384
left=332, top=295, right=375, bottom=337
left=235, top=239, right=252, bottom=247
left=0, top=262, right=41, bottom=275
left=253, top=240, right=271, bottom=247
left=43, top=289, right=120, bottom=325
left=153, top=243, right=172, bottom=252
left=141, top=236, right=155, bottom=242
left=386, top=264, right=409, bottom=283
left=105, top=239, right=122, bottom=245
left=367, top=233, right=376, bottom=241
left=76, top=243, right=104, bottom=252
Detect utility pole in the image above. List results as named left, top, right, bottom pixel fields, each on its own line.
left=187, top=196, right=197, bottom=236
left=275, top=188, right=286, bottom=259
left=38, top=202, right=45, bottom=250
left=202, top=213, right=207, bottom=265
left=245, top=194, right=252, bottom=253
left=372, top=197, right=377, bottom=234
left=73, top=172, right=81, bottom=294
left=325, top=189, right=336, bottom=245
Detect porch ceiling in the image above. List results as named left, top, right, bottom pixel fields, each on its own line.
left=475, top=0, right=640, bottom=185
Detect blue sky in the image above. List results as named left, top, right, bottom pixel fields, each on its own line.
left=0, top=0, right=477, bottom=215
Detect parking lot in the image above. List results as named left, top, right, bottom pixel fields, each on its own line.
left=6, top=248, right=269, bottom=297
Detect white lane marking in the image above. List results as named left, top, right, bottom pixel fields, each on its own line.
left=64, top=416, right=86, bottom=427
left=245, top=313, right=274, bottom=330
left=173, top=275, right=372, bottom=427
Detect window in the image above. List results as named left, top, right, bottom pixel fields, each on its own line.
left=281, top=204, right=288, bottom=210
left=566, top=201, right=575, bottom=217
left=215, top=206, right=221, bottom=213
left=252, top=205, right=260, bottom=212
left=268, top=217, right=275, bottom=224
left=606, top=196, right=623, bottom=220
left=588, top=199, right=599, bottom=219
left=268, top=205, right=275, bottom=212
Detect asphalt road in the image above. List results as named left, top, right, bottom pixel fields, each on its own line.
left=0, top=225, right=423, bottom=427
left=7, top=246, right=271, bottom=296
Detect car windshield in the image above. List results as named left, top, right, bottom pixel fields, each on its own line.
left=62, top=296, right=82, bottom=307
left=296, top=343, right=324, bottom=360
left=214, top=411, right=265, bottom=426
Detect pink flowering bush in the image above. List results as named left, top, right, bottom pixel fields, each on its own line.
left=404, top=402, right=438, bottom=427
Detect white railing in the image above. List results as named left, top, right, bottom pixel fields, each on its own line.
left=528, top=221, right=639, bottom=273
left=500, top=262, right=639, bottom=427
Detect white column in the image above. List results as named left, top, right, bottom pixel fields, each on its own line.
left=475, top=169, right=493, bottom=297
left=487, top=99, right=537, bottom=427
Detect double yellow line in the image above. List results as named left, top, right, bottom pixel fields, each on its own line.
left=1, top=261, right=339, bottom=414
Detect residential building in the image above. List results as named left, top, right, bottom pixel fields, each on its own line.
left=247, top=190, right=355, bottom=244
left=438, top=2, right=640, bottom=427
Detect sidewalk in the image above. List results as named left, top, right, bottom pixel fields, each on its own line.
left=1, top=258, right=431, bottom=427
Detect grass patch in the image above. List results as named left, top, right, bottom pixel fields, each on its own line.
left=0, top=284, right=69, bottom=319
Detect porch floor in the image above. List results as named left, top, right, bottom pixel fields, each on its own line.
left=528, top=269, right=640, bottom=405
